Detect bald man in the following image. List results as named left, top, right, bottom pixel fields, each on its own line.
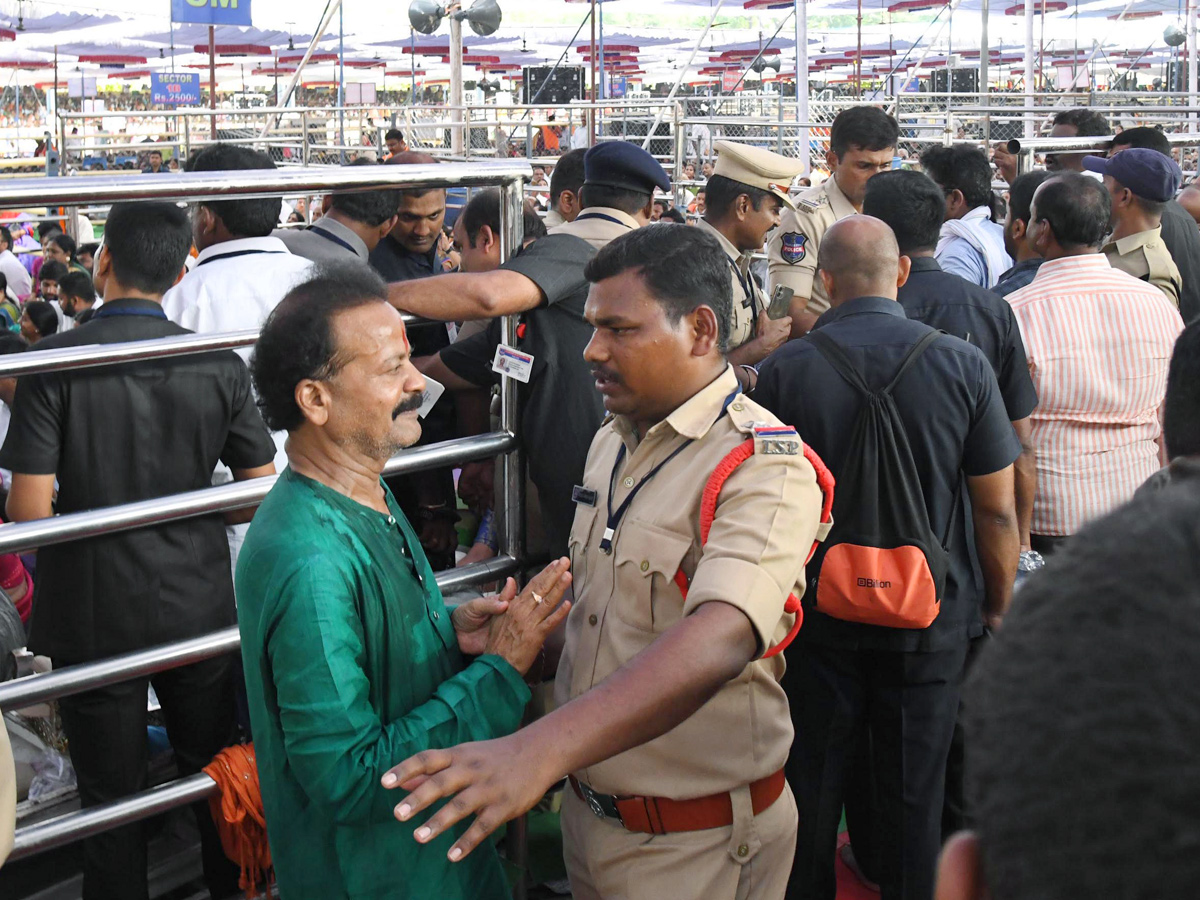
left=755, top=216, right=1020, bottom=900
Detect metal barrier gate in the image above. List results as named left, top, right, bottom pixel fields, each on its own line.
left=0, top=160, right=532, bottom=888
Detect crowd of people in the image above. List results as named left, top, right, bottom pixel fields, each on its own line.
left=0, top=102, right=1198, bottom=900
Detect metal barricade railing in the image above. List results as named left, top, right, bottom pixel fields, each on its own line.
left=1005, top=132, right=1200, bottom=175
left=0, top=161, right=532, bottom=874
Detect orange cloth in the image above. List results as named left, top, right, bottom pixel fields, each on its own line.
left=203, top=744, right=273, bottom=898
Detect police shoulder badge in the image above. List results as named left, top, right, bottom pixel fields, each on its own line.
left=781, top=232, right=808, bottom=265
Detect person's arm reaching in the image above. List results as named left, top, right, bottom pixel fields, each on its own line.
left=224, top=463, right=277, bottom=525
left=966, top=466, right=1019, bottom=629
left=268, top=558, right=570, bottom=825
left=389, top=270, right=543, bottom=322
left=5, top=473, right=54, bottom=522
left=418, top=352, right=486, bottom=394
left=384, top=600, right=758, bottom=860
left=1011, top=417, right=1036, bottom=551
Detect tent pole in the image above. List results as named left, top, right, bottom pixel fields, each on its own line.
left=856, top=0, right=862, bottom=98
left=980, top=0, right=989, bottom=140
left=338, top=0, right=346, bottom=163
left=1023, top=0, right=1034, bottom=135
left=590, top=0, right=597, bottom=145
left=209, top=26, right=217, bottom=141
left=797, top=0, right=809, bottom=173
left=1190, top=0, right=1198, bottom=133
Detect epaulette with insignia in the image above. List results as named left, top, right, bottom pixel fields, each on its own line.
left=752, top=424, right=801, bottom=456
left=797, top=193, right=829, bottom=212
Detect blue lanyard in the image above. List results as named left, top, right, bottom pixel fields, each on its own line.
left=92, top=302, right=167, bottom=320
left=599, top=388, right=741, bottom=554
left=309, top=225, right=360, bottom=256
left=575, top=212, right=633, bottom=229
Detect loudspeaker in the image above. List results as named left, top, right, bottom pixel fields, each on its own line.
left=522, top=66, right=584, bottom=104
left=932, top=67, right=979, bottom=93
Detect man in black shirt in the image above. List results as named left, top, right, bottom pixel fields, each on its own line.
left=1, top=201, right=277, bottom=900
left=755, top=216, right=1019, bottom=900
left=409, top=142, right=671, bottom=558
left=1108, top=127, right=1200, bottom=323
left=864, top=169, right=1037, bottom=553
left=995, top=171, right=1049, bottom=297
left=864, top=169, right=1039, bottom=842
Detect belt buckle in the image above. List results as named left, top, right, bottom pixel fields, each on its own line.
left=578, top=780, right=622, bottom=825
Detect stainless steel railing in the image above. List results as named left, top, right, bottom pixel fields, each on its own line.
left=0, top=160, right=531, bottom=879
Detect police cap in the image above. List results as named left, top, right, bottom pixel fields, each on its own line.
left=1083, top=147, right=1183, bottom=203
left=713, top=140, right=805, bottom=209
left=583, top=142, right=672, bottom=195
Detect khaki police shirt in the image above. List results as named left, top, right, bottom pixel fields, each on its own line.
left=1103, top=226, right=1182, bottom=308
left=551, top=206, right=639, bottom=250
left=695, top=217, right=762, bottom=352
left=554, top=366, right=824, bottom=799
left=767, top=176, right=857, bottom=319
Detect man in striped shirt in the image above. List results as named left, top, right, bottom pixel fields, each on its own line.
left=1007, top=174, right=1184, bottom=555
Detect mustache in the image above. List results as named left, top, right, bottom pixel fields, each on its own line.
left=393, top=393, right=424, bottom=418
left=591, top=365, right=621, bottom=385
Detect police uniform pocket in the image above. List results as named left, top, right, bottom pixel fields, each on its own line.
left=568, top=503, right=600, bottom=592
left=612, top=520, right=692, bottom=633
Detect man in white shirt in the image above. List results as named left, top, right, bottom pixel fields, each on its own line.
left=0, top=226, right=32, bottom=300
left=922, top=145, right=1011, bottom=288
left=162, top=143, right=313, bottom=564
left=162, top=144, right=313, bottom=343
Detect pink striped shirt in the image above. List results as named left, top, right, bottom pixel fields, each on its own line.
left=1007, top=255, right=1184, bottom=536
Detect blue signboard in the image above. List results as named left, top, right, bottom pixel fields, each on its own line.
left=170, top=0, right=252, bottom=26
left=151, top=72, right=202, bottom=106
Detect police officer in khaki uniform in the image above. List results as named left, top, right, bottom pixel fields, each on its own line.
left=767, top=107, right=899, bottom=337
left=382, top=224, right=827, bottom=900
left=1084, top=148, right=1184, bottom=308
left=695, top=141, right=803, bottom=381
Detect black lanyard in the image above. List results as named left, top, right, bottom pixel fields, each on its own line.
left=726, top=255, right=760, bottom=331
left=599, top=388, right=740, bottom=554
left=196, top=248, right=288, bottom=267
left=92, top=302, right=167, bottom=320
left=309, top=225, right=360, bottom=256
left=575, top=212, right=633, bottom=229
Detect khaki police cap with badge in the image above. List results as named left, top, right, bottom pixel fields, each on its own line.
left=713, top=141, right=805, bottom=210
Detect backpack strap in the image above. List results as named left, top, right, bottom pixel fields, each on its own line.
left=806, top=327, right=944, bottom=399
left=804, top=329, right=872, bottom=394
left=673, top=437, right=836, bottom=660
left=882, top=330, right=943, bottom=396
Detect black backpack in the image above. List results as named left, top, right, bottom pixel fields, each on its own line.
left=804, top=328, right=952, bottom=629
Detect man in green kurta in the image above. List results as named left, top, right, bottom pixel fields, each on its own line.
left=236, top=261, right=572, bottom=900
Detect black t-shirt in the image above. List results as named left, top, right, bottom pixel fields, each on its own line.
left=0, top=299, right=277, bottom=662
left=1158, top=199, right=1200, bottom=325
left=441, top=233, right=605, bottom=557
left=755, top=297, right=1022, bottom=652
left=898, top=256, right=1038, bottom=421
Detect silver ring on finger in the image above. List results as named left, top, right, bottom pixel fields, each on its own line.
left=531, top=591, right=544, bottom=605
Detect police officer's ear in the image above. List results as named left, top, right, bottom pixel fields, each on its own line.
left=557, top=190, right=580, bottom=219
left=687, top=303, right=721, bottom=357
left=933, top=832, right=988, bottom=900
left=825, top=148, right=840, bottom=172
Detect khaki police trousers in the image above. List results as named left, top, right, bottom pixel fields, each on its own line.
left=562, top=781, right=798, bottom=900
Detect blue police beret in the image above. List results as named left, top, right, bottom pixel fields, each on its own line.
left=583, top=142, right=672, bottom=195
left=1083, top=147, right=1182, bottom=203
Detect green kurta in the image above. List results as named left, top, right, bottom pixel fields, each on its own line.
left=236, top=469, right=530, bottom=900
